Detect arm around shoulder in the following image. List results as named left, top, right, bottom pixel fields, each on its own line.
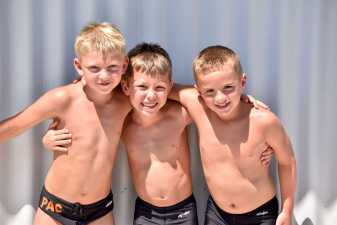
left=0, top=87, right=71, bottom=143
left=170, top=83, right=199, bottom=107
left=264, top=113, right=296, bottom=221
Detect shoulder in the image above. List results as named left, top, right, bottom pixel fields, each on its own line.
left=164, top=100, right=186, bottom=115
left=112, top=85, right=132, bottom=108
left=40, top=84, right=76, bottom=109
left=250, top=108, right=280, bottom=125
left=249, top=108, right=286, bottom=141
left=164, top=100, right=191, bottom=124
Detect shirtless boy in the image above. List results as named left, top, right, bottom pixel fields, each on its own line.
left=0, top=22, right=130, bottom=225
left=43, top=43, right=274, bottom=225
left=172, top=45, right=297, bottom=225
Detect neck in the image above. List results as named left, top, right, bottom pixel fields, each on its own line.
left=83, top=85, right=114, bottom=106
left=131, top=110, right=163, bottom=127
left=217, top=101, right=247, bottom=122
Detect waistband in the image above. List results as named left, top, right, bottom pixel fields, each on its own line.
left=211, top=195, right=279, bottom=217
left=136, top=194, right=196, bottom=213
left=39, top=186, right=113, bottom=221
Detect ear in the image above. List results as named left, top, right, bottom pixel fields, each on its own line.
left=168, top=80, right=174, bottom=91
left=240, top=73, right=247, bottom=88
left=121, top=78, right=130, bottom=96
left=193, top=83, right=202, bottom=95
left=121, top=56, right=129, bottom=74
left=73, top=58, right=84, bottom=76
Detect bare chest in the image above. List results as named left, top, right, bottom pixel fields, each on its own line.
left=199, top=120, right=267, bottom=168
left=60, top=100, right=127, bottom=150
left=124, top=119, right=184, bottom=158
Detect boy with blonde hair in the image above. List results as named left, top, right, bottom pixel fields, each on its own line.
left=172, top=45, right=296, bottom=225
left=0, top=22, right=130, bottom=225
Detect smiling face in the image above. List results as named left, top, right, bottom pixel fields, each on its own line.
left=123, top=71, right=172, bottom=116
left=74, top=51, right=127, bottom=95
left=196, top=64, right=246, bottom=118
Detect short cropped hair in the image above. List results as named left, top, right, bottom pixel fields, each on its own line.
left=193, top=45, right=243, bottom=79
left=74, top=22, right=126, bottom=57
left=125, top=43, right=172, bottom=81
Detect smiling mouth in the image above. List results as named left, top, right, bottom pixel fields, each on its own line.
left=141, top=103, right=158, bottom=109
left=215, top=101, right=230, bottom=109
left=99, top=82, right=111, bottom=86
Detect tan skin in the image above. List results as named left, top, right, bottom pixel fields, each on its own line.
left=121, top=72, right=193, bottom=206
left=171, top=65, right=296, bottom=225
left=0, top=51, right=131, bottom=225
left=43, top=70, right=274, bottom=209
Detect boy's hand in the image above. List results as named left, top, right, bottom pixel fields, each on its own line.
left=73, top=77, right=82, bottom=84
left=241, top=94, right=270, bottom=110
left=276, top=211, right=292, bottom=225
left=260, top=146, right=274, bottom=166
left=42, top=120, right=72, bottom=152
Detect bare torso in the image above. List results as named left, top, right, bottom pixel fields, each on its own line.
left=191, top=100, right=275, bottom=213
left=45, top=83, right=131, bottom=203
left=122, top=101, right=193, bottom=207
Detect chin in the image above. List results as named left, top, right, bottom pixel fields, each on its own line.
left=142, top=109, right=159, bottom=116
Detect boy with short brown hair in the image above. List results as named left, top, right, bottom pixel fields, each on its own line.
left=172, top=45, right=296, bottom=225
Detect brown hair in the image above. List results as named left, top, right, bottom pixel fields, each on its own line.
left=193, top=45, right=243, bottom=79
left=125, top=42, right=172, bottom=81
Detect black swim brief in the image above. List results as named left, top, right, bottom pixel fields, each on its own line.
left=204, top=195, right=279, bottom=225
left=133, top=194, right=199, bottom=225
left=39, top=186, right=114, bottom=225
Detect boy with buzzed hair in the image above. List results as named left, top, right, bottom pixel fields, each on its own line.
left=0, top=22, right=131, bottom=225
left=43, top=43, right=275, bottom=225
left=172, top=45, right=296, bottom=225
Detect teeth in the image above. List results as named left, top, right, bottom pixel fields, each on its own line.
left=142, top=103, right=157, bottom=108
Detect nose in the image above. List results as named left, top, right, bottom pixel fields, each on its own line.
left=214, top=91, right=228, bottom=104
left=145, top=90, right=157, bottom=101
left=99, top=70, right=111, bottom=81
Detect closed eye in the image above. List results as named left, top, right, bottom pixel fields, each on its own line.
left=155, top=86, right=166, bottom=91
left=136, top=85, right=147, bottom=90
left=87, top=66, right=100, bottom=73
left=205, top=89, right=215, bottom=94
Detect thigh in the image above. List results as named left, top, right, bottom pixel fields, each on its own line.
left=133, top=213, right=161, bottom=225
left=89, top=212, right=115, bottom=225
left=204, top=198, right=228, bottom=225
left=167, top=204, right=199, bottom=225
left=34, top=208, right=61, bottom=225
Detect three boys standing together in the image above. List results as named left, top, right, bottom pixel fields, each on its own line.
left=0, top=22, right=296, bottom=225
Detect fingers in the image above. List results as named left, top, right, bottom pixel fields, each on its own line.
left=256, top=100, right=270, bottom=110
left=55, top=139, right=72, bottom=146
left=73, top=77, right=81, bottom=83
left=53, top=129, right=71, bottom=136
left=261, top=149, right=273, bottom=157
left=261, top=160, right=270, bottom=167
left=240, top=94, right=250, bottom=103
left=53, top=146, right=68, bottom=152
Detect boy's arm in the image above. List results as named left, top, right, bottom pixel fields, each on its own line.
left=265, top=115, right=296, bottom=225
left=170, top=83, right=269, bottom=110
left=169, top=83, right=196, bottom=103
left=0, top=88, right=70, bottom=143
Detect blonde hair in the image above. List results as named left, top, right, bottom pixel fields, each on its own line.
left=74, top=22, right=126, bottom=57
left=193, top=45, right=243, bottom=79
left=125, top=43, right=172, bottom=81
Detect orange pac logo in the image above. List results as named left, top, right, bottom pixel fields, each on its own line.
left=40, top=196, right=63, bottom=213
